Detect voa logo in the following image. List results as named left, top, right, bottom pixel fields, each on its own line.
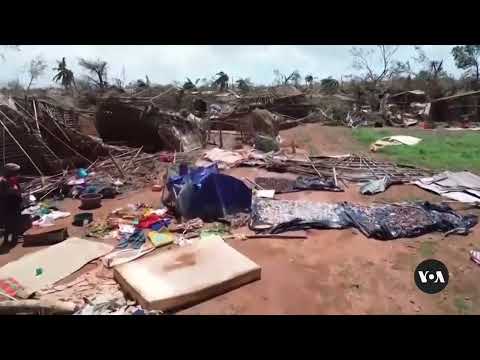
left=414, top=259, right=449, bottom=294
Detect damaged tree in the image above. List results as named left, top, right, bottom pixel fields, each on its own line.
left=452, top=45, right=480, bottom=88
left=350, top=45, right=399, bottom=87
left=26, top=56, right=47, bottom=92
left=274, top=70, right=301, bottom=86
left=214, top=72, right=229, bottom=91
left=52, top=57, right=76, bottom=90
left=79, top=58, right=108, bottom=89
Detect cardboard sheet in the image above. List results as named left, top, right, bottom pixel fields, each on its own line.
left=0, top=238, right=114, bottom=297
left=114, top=235, right=261, bottom=311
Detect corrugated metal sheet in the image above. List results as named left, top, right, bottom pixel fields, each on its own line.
left=415, top=171, right=480, bottom=203
left=390, top=90, right=425, bottom=98
left=430, top=90, right=480, bottom=103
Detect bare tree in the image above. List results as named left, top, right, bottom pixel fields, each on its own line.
left=78, top=58, right=108, bottom=88
left=25, top=56, right=48, bottom=92
left=350, top=45, right=399, bottom=85
left=273, top=69, right=301, bottom=86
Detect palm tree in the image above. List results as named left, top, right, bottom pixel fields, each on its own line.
left=214, top=71, right=229, bottom=91
left=52, top=57, right=76, bottom=90
left=236, top=78, right=252, bottom=92
left=321, top=77, right=339, bottom=93
left=305, top=74, right=314, bottom=88
left=183, top=77, right=200, bottom=90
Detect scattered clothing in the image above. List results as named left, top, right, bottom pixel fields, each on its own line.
left=147, top=230, right=175, bottom=247
left=200, top=148, right=249, bottom=169
left=137, top=214, right=163, bottom=229
left=360, top=176, right=392, bottom=195
left=32, top=211, right=71, bottom=227
left=117, top=230, right=146, bottom=250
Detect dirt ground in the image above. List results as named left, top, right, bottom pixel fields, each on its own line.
left=2, top=124, right=480, bottom=314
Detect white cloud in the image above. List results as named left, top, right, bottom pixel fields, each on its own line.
left=0, top=45, right=461, bottom=88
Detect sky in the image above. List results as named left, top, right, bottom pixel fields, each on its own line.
left=0, top=45, right=462, bottom=88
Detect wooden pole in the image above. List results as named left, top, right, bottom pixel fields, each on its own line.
left=0, top=111, right=44, bottom=176
left=108, top=150, right=126, bottom=179
left=305, top=154, right=323, bottom=179
left=39, top=123, right=93, bottom=165
left=123, top=146, right=143, bottom=170
left=32, top=99, right=41, bottom=135
left=2, top=126, right=5, bottom=167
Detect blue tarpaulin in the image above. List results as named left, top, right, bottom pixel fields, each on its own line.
left=167, top=164, right=251, bottom=221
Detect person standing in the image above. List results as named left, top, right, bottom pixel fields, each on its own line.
left=0, top=163, right=24, bottom=247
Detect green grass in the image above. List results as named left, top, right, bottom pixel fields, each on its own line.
left=352, top=129, right=480, bottom=172
left=419, top=242, right=436, bottom=258
left=453, top=297, right=471, bottom=314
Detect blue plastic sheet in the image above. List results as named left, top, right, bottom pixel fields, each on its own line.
left=167, top=164, right=251, bottom=221
left=167, top=163, right=219, bottom=197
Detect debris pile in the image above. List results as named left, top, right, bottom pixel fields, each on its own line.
left=96, top=96, right=205, bottom=152
left=1, top=81, right=480, bottom=316
left=251, top=198, right=478, bottom=240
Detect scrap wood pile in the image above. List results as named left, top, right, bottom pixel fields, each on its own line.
left=22, top=146, right=201, bottom=199
left=243, top=153, right=431, bottom=183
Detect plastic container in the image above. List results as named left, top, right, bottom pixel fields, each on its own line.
left=73, top=212, right=94, bottom=226
left=79, top=193, right=103, bottom=210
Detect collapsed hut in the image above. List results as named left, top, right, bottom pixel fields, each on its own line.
left=388, top=90, right=427, bottom=111
left=429, top=90, right=480, bottom=124
left=0, top=94, right=111, bottom=176
left=239, top=86, right=315, bottom=118
left=95, top=96, right=205, bottom=152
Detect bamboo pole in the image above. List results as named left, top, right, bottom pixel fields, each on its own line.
left=39, top=123, right=93, bottom=165
left=32, top=99, right=41, bottom=135
left=108, top=150, right=126, bottom=179
left=123, top=146, right=143, bottom=171
left=2, top=126, right=5, bottom=167
left=0, top=110, right=44, bottom=176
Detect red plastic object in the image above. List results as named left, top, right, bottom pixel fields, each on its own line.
left=0, top=277, right=23, bottom=297
left=138, top=214, right=162, bottom=229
